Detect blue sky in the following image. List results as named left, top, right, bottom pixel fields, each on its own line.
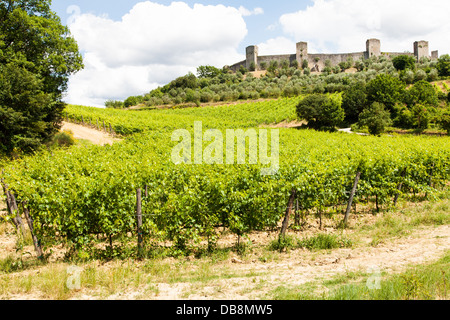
left=51, top=0, right=309, bottom=54
left=49, top=0, right=450, bottom=107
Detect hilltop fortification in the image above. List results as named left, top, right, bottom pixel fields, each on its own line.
left=228, top=39, right=438, bottom=73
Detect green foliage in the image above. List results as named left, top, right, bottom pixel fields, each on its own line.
left=358, top=102, right=392, bottom=135
left=439, top=108, right=450, bottom=135
left=259, top=62, right=267, bottom=70
left=437, top=54, right=450, bottom=77
left=410, top=104, right=430, bottom=131
left=105, top=100, right=124, bottom=109
left=366, top=74, right=406, bottom=113
left=123, top=96, right=141, bottom=108
left=0, top=63, right=59, bottom=153
left=168, top=72, right=198, bottom=90
left=296, top=94, right=345, bottom=129
left=405, top=80, right=438, bottom=107
left=301, top=59, right=309, bottom=70
left=3, top=100, right=449, bottom=256
left=51, top=130, right=76, bottom=148
left=341, top=84, right=368, bottom=124
left=196, top=65, right=222, bottom=79
left=0, top=0, right=83, bottom=154
left=392, top=55, right=416, bottom=71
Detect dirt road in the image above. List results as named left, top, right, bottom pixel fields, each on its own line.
left=61, top=122, right=121, bottom=146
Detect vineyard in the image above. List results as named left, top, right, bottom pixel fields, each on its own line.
left=1, top=97, right=449, bottom=258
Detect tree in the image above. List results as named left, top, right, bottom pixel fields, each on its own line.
left=406, top=80, right=438, bottom=107
left=259, top=62, right=267, bottom=70
left=169, top=72, right=198, bottom=90
left=301, top=59, right=309, bottom=70
left=341, top=84, right=368, bottom=124
left=296, top=94, right=344, bottom=129
left=358, top=102, right=392, bottom=136
left=437, top=54, right=450, bottom=77
left=439, top=108, right=450, bottom=135
left=196, top=65, right=222, bottom=79
left=392, top=55, right=416, bottom=71
left=411, top=104, right=430, bottom=131
left=366, top=74, right=406, bottom=113
left=0, top=0, right=83, bottom=154
left=124, top=96, right=141, bottom=108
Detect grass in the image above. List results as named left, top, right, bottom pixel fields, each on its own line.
left=269, top=250, right=450, bottom=300
left=269, top=233, right=353, bottom=252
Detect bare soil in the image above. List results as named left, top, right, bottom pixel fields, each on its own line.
left=61, top=122, right=121, bottom=146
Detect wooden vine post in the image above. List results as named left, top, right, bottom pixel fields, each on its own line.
left=1, top=179, right=26, bottom=238
left=393, top=168, right=407, bottom=206
left=136, top=188, right=143, bottom=258
left=279, top=189, right=297, bottom=241
left=343, top=172, right=361, bottom=226
left=22, top=202, right=44, bottom=259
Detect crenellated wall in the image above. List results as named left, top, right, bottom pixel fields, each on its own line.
left=227, top=39, right=437, bottom=73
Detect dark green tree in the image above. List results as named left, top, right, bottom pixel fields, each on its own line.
left=0, top=0, right=83, bottom=154
left=169, top=72, right=198, bottom=90
left=392, top=55, right=416, bottom=71
left=196, top=65, right=222, bottom=79
left=358, top=102, right=392, bottom=136
left=439, top=108, right=450, bottom=135
left=296, top=94, right=344, bottom=129
left=437, top=54, right=450, bottom=77
left=366, top=74, right=406, bottom=114
left=341, top=84, right=368, bottom=124
left=405, top=80, right=438, bottom=107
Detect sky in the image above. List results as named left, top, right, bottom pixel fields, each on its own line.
left=50, top=0, right=450, bottom=107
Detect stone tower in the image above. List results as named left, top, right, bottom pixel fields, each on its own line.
left=296, top=42, right=308, bottom=67
left=366, top=39, right=381, bottom=58
left=414, top=41, right=430, bottom=61
left=246, top=45, right=258, bottom=70
left=431, top=50, right=439, bottom=60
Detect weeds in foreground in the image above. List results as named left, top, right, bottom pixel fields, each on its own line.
left=269, top=250, right=450, bottom=300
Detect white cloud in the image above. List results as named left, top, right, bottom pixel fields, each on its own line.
left=279, top=0, right=450, bottom=55
left=66, top=1, right=248, bottom=107
left=238, top=6, right=264, bottom=17
left=257, top=37, right=296, bottom=56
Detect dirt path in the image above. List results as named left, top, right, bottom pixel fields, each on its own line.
left=149, top=224, right=450, bottom=300
left=61, top=122, right=121, bottom=146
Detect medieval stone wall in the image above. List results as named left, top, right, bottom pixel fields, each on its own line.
left=227, top=39, right=437, bottom=73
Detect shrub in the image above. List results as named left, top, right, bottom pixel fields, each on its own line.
left=301, top=59, right=309, bottom=70
left=259, top=62, right=267, bottom=70
left=437, top=54, right=450, bottom=77
left=406, top=80, right=438, bottom=107
left=415, top=69, right=427, bottom=81
left=296, top=94, right=344, bottom=129
left=105, top=100, right=124, bottom=109
left=342, top=84, right=368, bottom=124
left=366, top=74, right=406, bottom=113
left=392, top=55, right=416, bottom=71
left=358, top=102, right=392, bottom=135
left=428, top=68, right=439, bottom=81
left=439, top=109, right=450, bottom=135
left=411, top=104, right=430, bottom=131
left=52, top=130, right=76, bottom=147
